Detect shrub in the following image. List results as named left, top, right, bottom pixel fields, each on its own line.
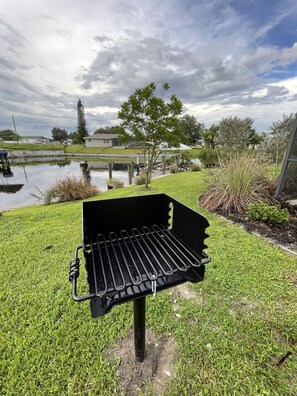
left=107, top=178, right=124, bottom=189
left=169, top=164, right=178, bottom=174
left=135, top=175, right=146, bottom=185
left=181, top=150, right=190, bottom=162
left=246, top=203, right=289, bottom=227
left=190, top=163, right=201, bottom=172
left=199, top=153, right=273, bottom=214
left=135, top=172, right=150, bottom=185
left=198, top=148, right=219, bottom=167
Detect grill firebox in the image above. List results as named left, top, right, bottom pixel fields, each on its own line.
left=69, top=194, right=210, bottom=361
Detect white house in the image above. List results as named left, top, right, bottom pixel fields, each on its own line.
left=20, top=136, right=51, bottom=144
left=84, top=134, right=119, bottom=148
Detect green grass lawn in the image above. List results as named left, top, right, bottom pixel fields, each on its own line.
left=2, top=143, right=201, bottom=160
left=64, top=145, right=201, bottom=159
left=1, top=142, right=64, bottom=151
left=0, top=172, right=296, bottom=395
left=64, top=145, right=140, bottom=155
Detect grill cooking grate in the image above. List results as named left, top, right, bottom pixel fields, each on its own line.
left=69, top=194, right=211, bottom=361
left=88, top=224, right=208, bottom=297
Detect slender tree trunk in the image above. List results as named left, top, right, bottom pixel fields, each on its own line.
left=145, top=168, right=149, bottom=189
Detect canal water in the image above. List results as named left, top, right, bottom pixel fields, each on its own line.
left=0, top=158, right=130, bottom=211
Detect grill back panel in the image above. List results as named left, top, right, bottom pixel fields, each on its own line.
left=83, top=194, right=170, bottom=246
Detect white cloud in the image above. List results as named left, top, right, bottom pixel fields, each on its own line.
left=242, top=43, right=297, bottom=73
left=0, top=0, right=297, bottom=136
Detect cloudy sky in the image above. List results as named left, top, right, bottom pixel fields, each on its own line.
left=1, top=0, right=297, bottom=138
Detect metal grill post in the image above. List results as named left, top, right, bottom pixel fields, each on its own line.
left=134, top=296, right=146, bottom=362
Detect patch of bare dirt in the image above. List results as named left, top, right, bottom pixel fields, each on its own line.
left=229, top=296, right=259, bottom=317
left=174, top=284, right=200, bottom=300
left=107, top=329, right=175, bottom=396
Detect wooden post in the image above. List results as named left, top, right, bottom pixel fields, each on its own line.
left=131, top=161, right=135, bottom=177
left=108, top=163, right=112, bottom=179
left=128, top=164, right=132, bottom=185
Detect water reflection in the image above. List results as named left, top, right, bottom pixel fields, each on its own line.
left=0, top=150, right=24, bottom=194
left=80, top=161, right=91, bottom=184
left=0, top=158, right=129, bottom=211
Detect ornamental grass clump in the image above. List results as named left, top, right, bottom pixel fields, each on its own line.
left=51, top=175, right=99, bottom=202
left=199, top=153, right=272, bottom=214
left=135, top=172, right=151, bottom=185
left=32, top=175, right=99, bottom=204
left=169, top=164, right=178, bottom=174
left=107, top=178, right=124, bottom=189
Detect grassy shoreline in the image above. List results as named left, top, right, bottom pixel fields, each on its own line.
left=1, top=172, right=296, bottom=395
left=2, top=142, right=202, bottom=158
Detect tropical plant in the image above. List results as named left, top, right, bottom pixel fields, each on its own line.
left=203, top=124, right=219, bottom=148
left=199, top=153, right=272, bottom=214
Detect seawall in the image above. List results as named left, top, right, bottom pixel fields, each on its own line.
left=8, top=150, right=65, bottom=158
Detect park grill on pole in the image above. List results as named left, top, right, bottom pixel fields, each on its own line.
left=69, top=194, right=210, bottom=361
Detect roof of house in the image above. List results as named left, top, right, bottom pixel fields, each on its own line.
left=85, top=134, right=119, bottom=140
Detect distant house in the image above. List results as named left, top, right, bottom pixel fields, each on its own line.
left=84, top=134, right=120, bottom=148
left=20, top=136, right=51, bottom=144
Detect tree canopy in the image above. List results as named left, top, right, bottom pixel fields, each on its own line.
left=259, top=113, right=296, bottom=164
left=118, top=82, right=183, bottom=187
left=216, top=116, right=255, bottom=151
left=0, top=129, right=20, bottom=141
left=51, top=127, right=68, bottom=142
left=94, top=126, right=118, bottom=135
left=179, top=115, right=204, bottom=146
left=270, top=113, right=295, bottom=140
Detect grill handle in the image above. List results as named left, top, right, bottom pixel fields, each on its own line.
left=200, top=254, right=211, bottom=265
left=69, top=246, right=96, bottom=302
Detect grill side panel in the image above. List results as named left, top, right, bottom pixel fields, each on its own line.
left=163, top=195, right=210, bottom=257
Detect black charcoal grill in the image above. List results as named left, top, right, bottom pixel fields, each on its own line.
left=69, top=194, right=210, bottom=361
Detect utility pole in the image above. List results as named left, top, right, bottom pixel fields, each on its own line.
left=12, top=115, right=17, bottom=135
